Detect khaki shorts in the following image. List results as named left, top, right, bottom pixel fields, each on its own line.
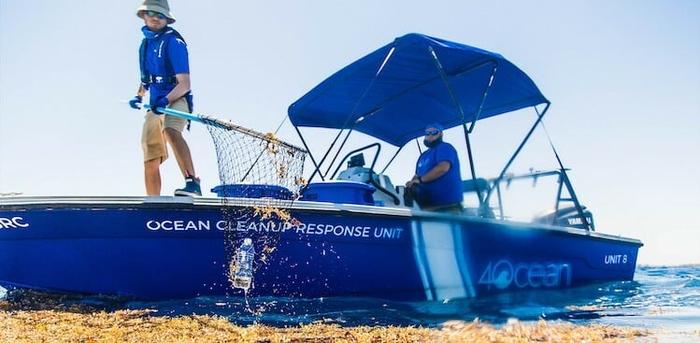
left=141, top=97, right=190, bottom=163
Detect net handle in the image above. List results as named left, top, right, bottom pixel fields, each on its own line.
left=143, top=104, right=306, bottom=154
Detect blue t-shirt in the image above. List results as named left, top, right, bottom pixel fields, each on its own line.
left=415, top=142, right=463, bottom=207
left=143, top=27, right=190, bottom=99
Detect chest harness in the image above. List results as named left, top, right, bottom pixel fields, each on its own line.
left=139, top=27, right=194, bottom=118
left=139, top=27, right=184, bottom=86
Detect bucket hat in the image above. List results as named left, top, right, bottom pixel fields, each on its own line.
left=136, top=0, right=176, bottom=24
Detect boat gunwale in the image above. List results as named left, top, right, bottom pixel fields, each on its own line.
left=0, top=195, right=643, bottom=246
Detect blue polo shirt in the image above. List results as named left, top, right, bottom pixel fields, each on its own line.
left=142, top=26, right=190, bottom=99
left=415, top=141, right=463, bottom=207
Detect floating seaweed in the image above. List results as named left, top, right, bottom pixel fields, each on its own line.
left=0, top=308, right=649, bottom=343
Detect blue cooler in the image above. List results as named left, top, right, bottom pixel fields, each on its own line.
left=211, top=184, right=293, bottom=199
left=300, top=181, right=375, bottom=205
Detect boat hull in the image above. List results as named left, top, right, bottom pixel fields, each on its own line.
left=0, top=197, right=641, bottom=300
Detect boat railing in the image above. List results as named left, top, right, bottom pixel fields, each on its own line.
left=473, top=168, right=593, bottom=230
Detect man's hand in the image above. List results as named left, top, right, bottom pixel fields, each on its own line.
left=128, top=95, right=143, bottom=110
left=405, top=175, right=421, bottom=188
left=150, top=96, right=169, bottom=115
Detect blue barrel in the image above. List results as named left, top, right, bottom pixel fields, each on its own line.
left=300, top=181, right=375, bottom=205
left=211, top=184, right=293, bottom=199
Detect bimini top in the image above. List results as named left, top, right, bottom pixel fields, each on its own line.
left=289, top=33, right=548, bottom=146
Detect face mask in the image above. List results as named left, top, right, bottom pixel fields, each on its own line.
left=423, top=136, right=442, bottom=148
left=142, top=26, right=166, bottom=39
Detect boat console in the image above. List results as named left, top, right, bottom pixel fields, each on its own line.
left=334, top=153, right=405, bottom=207
left=299, top=143, right=406, bottom=208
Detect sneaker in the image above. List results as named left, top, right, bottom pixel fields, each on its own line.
left=175, top=177, right=202, bottom=196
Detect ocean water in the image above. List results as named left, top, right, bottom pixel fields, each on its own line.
left=2, top=265, right=698, bottom=333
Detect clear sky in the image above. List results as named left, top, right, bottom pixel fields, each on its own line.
left=1, top=1, right=698, bottom=265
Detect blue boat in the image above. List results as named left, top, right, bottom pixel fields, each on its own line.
left=0, top=34, right=641, bottom=300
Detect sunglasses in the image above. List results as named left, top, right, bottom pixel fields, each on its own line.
left=425, top=129, right=441, bottom=136
left=144, top=10, right=167, bottom=20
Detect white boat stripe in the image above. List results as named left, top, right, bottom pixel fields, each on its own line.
left=452, top=223, right=476, bottom=297
left=411, top=220, right=434, bottom=301
left=419, top=220, right=467, bottom=299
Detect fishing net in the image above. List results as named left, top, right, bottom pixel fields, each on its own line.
left=204, top=117, right=307, bottom=197
left=203, top=115, right=307, bottom=292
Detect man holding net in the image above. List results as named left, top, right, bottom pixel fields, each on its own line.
left=128, top=0, right=201, bottom=196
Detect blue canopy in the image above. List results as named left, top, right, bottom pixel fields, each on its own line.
left=289, top=33, right=548, bottom=147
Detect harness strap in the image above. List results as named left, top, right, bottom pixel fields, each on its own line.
left=139, top=38, right=149, bottom=86
left=139, top=28, right=187, bottom=86
left=184, top=92, right=193, bottom=131
left=146, top=75, right=177, bottom=84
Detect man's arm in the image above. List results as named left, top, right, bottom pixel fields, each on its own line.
left=419, top=161, right=451, bottom=183
left=136, top=83, right=146, bottom=97
left=165, top=73, right=191, bottom=104
left=407, top=161, right=451, bottom=187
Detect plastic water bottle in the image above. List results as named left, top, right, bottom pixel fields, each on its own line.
left=233, top=238, right=255, bottom=290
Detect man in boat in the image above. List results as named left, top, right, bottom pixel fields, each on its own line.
left=405, top=123, right=463, bottom=213
left=127, top=0, right=201, bottom=196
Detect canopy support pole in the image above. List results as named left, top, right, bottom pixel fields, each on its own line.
left=483, top=102, right=551, bottom=207
left=294, top=125, right=323, bottom=182
left=308, top=128, right=346, bottom=182
left=554, top=174, right=564, bottom=221
left=428, top=46, right=495, bottom=205
left=462, top=123, right=483, bottom=203
left=464, top=64, right=497, bottom=206
left=538, top=109, right=592, bottom=231
left=324, top=128, right=355, bottom=178
left=350, top=60, right=498, bottom=122
left=468, top=65, right=498, bottom=133
left=496, top=182, right=505, bottom=220
left=306, top=46, right=396, bottom=183
left=381, top=145, right=404, bottom=174
left=558, top=169, right=592, bottom=230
